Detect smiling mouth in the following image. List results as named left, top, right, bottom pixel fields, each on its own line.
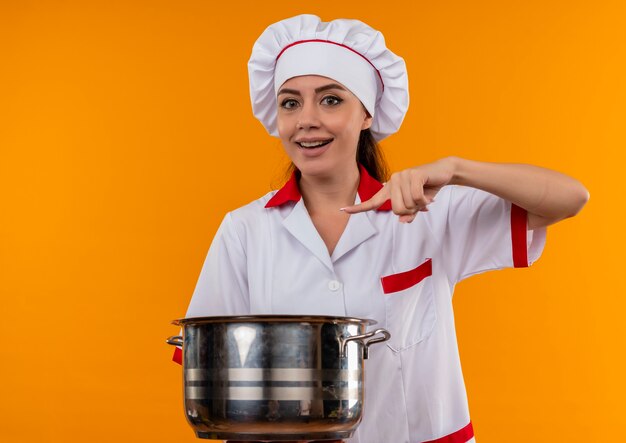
left=296, top=139, right=333, bottom=149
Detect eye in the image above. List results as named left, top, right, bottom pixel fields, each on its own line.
left=280, top=98, right=299, bottom=109
left=321, top=95, right=343, bottom=106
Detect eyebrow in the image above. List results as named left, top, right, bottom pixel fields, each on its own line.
left=277, top=83, right=347, bottom=96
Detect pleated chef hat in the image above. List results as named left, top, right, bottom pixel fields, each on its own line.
left=248, top=14, right=409, bottom=141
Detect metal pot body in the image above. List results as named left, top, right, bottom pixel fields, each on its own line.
left=168, top=315, right=389, bottom=441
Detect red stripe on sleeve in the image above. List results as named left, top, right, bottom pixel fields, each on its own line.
left=172, top=347, right=182, bottom=365
left=422, top=421, right=474, bottom=443
left=511, top=204, right=528, bottom=268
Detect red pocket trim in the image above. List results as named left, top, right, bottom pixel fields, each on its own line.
left=422, top=421, right=474, bottom=443
left=381, top=258, right=432, bottom=294
left=172, top=347, right=182, bottom=365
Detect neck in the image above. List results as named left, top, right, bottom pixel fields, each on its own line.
left=299, top=164, right=360, bottom=214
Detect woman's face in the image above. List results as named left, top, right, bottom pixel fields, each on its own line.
left=276, top=75, right=372, bottom=178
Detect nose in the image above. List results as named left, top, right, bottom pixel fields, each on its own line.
left=296, top=101, right=320, bottom=130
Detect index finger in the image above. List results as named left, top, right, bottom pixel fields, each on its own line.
left=341, top=186, right=389, bottom=213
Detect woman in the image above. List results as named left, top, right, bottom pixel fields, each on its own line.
left=175, top=14, right=588, bottom=443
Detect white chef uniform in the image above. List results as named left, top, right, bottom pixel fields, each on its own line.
left=175, top=164, right=547, bottom=443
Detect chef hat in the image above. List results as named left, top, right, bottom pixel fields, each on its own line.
left=248, top=14, right=409, bottom=141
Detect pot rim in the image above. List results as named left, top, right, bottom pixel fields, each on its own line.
left=171, top=314, right=378, bottom=327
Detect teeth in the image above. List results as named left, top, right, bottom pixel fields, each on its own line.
left=299, top=140, right=330, bottom=148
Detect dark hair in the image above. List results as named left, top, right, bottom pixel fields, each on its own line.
left=283, top=128, right=389, bottom=184
left=356, top=128, right=389, bottom=182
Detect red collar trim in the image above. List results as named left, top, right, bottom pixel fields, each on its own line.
left=264, top=169, right=301, bottom=207
left=265, top=164, right=392, bottom=211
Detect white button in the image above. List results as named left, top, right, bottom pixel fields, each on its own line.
left=328, top=280, right=342, bottom=291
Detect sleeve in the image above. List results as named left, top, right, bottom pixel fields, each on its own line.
left=440, top=185, right=547, bottom=285
left=172, top=212, right=250, bottom=364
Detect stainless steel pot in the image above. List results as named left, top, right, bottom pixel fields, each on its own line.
left=166, top=315, right=390, bottom=441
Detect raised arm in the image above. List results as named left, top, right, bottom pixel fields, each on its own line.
left=342, top=156, right=589, bottom=229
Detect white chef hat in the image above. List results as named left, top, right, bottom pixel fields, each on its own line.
left=248, top=14, right=409, bottom=141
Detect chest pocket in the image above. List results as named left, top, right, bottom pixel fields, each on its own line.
left=381, top=258, right=437, bottom=352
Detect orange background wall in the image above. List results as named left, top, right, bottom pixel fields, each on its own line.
left=1, top=1, right=624, bottom=442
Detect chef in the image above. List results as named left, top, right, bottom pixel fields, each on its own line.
left=174, top=14, right=588, bottom=443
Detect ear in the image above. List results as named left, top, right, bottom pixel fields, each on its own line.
left=361, top=110, right=373, bottom=130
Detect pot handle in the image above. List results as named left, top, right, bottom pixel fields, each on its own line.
left=166, top=335, right=183, bottom=347
left=340, top=328, right=391, bottom=359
